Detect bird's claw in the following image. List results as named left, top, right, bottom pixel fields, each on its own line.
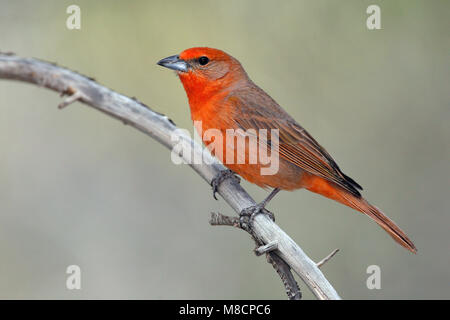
left=239, top=204, right=275, bottom=230
left=210, top=169, right=240, bottom=200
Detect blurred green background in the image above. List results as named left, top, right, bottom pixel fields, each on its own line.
left=0, top=0, right=448, bottom=299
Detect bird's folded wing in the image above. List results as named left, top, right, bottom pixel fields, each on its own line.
left=228, top=95, right=362, bottom=196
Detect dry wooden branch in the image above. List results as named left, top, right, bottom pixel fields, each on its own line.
left=0, top=53, right=341, bottom=300
left=317, top=249, right=340, bottom=268
left=210, top=212, right=301, bottom=299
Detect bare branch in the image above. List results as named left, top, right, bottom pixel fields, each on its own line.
left=0, top=53, right=341, bottom=300
left=210, top=212, right=301, bottom=298
left=317, top=249, right=340, bottom=268
left=255, top=241, right=278, bottom=256
left=267, top=253, right=302, bottom=300
left=210, top=212, right=299, bottom=298
left=209, top=212, right=240, bottom=228
left=58, top=89, right=85, bottom=109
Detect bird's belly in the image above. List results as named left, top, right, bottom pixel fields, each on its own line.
left=194, top=119, right=304, bottom=190
left=225, top=160, right=305, bottom=190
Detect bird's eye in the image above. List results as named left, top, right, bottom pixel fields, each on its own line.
left=198, top=56, right=209, bottom=66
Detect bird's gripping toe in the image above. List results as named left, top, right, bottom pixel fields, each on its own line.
left=210, top=169, right=240, bottom=200
left=239, top=203, right=275, bottom=231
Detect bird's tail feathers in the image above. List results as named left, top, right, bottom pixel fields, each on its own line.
left=303, top=174, right=417, bottom=253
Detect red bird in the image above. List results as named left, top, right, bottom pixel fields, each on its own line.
left=158, top=47, right=416, bottom=253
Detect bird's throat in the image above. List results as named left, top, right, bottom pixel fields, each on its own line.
left=178, top=72, right=227, bottom=114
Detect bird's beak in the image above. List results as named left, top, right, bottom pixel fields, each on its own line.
left=157, top=55, right=190, bottom=72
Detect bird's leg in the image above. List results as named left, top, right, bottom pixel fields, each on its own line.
left=239, top=188, right=280, bottom=229
left=259, top=187, right=281, bottom=209
left=210, top=169, right=241, bottom=200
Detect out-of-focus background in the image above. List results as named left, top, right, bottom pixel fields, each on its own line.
left=0, top=0, right=448, bottom=299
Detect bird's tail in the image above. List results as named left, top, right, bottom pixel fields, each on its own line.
left=303, top=174, right=417, bottom=253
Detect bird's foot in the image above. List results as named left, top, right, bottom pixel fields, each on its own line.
left=210, top=169, right=240, bottom=200
left=239, top=203, right=275, bottom=231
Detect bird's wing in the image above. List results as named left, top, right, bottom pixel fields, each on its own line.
left=227, top=93, right=362, bottom=196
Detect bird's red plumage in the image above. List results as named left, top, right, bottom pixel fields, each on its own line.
left=163, top=47, right=416, bottom=253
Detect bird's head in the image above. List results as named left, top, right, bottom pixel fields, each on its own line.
left=157, top=47, right=247, bottom=102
